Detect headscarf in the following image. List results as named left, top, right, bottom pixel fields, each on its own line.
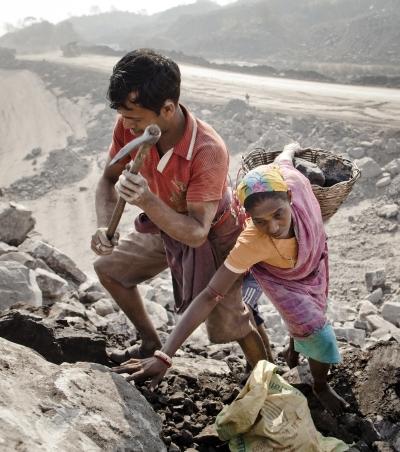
left=237, top=164, right=288, bottom=206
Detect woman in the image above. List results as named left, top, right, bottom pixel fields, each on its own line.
left=113, top=143, right=349, bottom=415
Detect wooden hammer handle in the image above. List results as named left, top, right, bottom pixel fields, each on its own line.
left=106, top=142, right=153, bottom=240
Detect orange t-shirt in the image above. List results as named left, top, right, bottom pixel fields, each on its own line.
left=225, top=219, right=298, bottom=273
left=108, top=105, right=229, bottom=213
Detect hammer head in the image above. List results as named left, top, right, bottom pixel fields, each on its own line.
left=109, top=124, right=162, bottom=166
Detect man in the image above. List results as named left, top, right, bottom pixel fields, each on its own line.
left=91, top=49, right=266, bottom=374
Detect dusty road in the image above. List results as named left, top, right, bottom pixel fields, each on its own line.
left=22, top=52, right=400, bottom=128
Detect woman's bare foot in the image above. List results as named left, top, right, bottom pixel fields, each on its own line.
left=313, top=382, right=350, bottom=415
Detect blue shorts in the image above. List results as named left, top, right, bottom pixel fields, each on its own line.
left=293, top=323, right=341, bottom=364
left=242, top=273, right=264, bottom=326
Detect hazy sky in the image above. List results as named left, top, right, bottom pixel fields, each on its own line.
left=1, top=0, right=236, bottom=35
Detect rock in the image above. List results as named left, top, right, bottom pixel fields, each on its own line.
left=183, top=323, right=210, bottom=348
left=366, top=314, right=400, bottom=334
left=105, top=311, right=136, bottom=337
left=366, top=288, right=384, bottom=304
left=294, top=158, right=325, bottom=185
left=19, top=239, right=87, bottom=285
left=170, top=356, right=230, bottom=379
left=384, top=159, right=400, bottom=176
left=365, top=269, right=386, bottom=292
left=143, top=300, right=169, bottom=330
left=376, top=204, right=399, bottom=219
left=79, top=290, right=105, bottom=304
left=48, top=299, right=87, bottom=320
left=0, top=261, right=42, bottom=311
left=35, top=268, right=69, bottom=300
left=381, top=301, right=400, bottom=327
left=0, top=337, right=166, bottom=451
left=0, top=251, right=36, bottom=268
left=0, top=202, right=35, bottom=246
left=0, top=310, right=109, bottom=365
left=151, top=279, right=175, bottom=309
left=355, top=157, right=382, bottom=178
left=376, top=176, right=391, bottom=188
left=387, top=138, right=399, bottom=154
left=0, top=242, right=18, bottom=255
left=358, top=300, right=378, bottom=320
left=334, top=326, right=366, bottom=347
left=348, top=147, right=365, bottom=159
left=92, top=298, right=115, bottom=317
left=86, top=308, right=108, bottom=329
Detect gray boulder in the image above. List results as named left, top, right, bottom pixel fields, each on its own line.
left=35, top=268, right=69, bottom=300
left=19, top=239, right=86, bottom=285
left=0, top=261, right=42, bottom=310
left=355, top=157, right=382, bottom=178
left=0, top=337, right=166, bottom=451
left=0, top=201, right=35, bottom=245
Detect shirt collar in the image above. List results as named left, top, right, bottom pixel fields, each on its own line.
left=172, top=104, right=198, bottom=161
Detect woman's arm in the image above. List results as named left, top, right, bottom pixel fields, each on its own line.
left=274, top=142, right=301, bottom=164
left=112, top=265, right=241, bottom=387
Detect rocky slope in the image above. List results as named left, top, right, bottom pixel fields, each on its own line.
left=0, top=55, right=399, bottom=451
left=0, top=202, right=399, bottom=450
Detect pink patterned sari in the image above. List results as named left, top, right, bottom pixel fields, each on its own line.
left=251, top=160, right=329, bottom=338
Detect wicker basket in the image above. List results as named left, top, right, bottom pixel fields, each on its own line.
left=241, top=147, right=361, bottom=221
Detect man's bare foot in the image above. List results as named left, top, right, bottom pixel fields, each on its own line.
left=313, top=382, right=350, bottom=415
left=108, top=342, right=160, bottom=364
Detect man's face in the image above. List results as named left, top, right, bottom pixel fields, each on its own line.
left=117, top=93, right=172, bottom=136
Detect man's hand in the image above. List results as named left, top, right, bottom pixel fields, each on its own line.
left=112, top=357, right=168, bottom=390
left=115, top=170, right=152, bottom=207
left=91, top=227, right=119, bottom=255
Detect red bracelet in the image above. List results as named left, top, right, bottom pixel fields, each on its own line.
left=207, top=285, right=224, bottom=301
left=153, top=350, right=172, bottom=368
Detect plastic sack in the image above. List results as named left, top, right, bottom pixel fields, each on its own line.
left=215, top=360, right=349, bottom=452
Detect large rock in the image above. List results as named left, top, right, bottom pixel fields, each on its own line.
left=35, top=268, right=69, bottom=300
left=0, top=201, right=35, bottom=246
left=0, top=261, right=42, bottom=310
left=0, top=310, right=109, bottom=365
left=355, top=157, right=382, bottom=178
left=19, top=238, right=87, bottom=285
left=0, top=337, right=166, bottom=451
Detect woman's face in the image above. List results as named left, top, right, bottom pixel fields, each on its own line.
left=247, top=195, right=293, bottom=239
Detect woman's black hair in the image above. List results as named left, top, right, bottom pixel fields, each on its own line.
left=107, top=49, right=181, bottom=115
left=244, top=191, right=289, bottom=212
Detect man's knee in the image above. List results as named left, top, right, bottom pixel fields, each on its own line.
left=93, top=257, right=115, bottom=287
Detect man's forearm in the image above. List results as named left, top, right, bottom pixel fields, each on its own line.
left=142, top=195, right=213, bottom=247
left=95, top=178, right=119, bottom=227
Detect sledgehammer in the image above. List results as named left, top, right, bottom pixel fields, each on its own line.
left=106, top=124, right=162, bottom=240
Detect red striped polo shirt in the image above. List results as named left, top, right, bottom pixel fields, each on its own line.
left=108, top=105, right=229, bottom=213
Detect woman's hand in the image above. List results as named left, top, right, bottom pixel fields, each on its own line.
left=112, top=357, right=169, bottom=390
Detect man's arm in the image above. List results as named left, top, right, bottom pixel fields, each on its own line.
left=115, top=170, right=219, bottom=247
left=95, top=155, right=126, bottom=227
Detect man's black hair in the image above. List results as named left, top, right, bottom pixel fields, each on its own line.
left=244, top=191, right=289, bottom=212
left=107, top=49, right=181, bottom=115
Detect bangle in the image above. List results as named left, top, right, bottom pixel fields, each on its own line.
left=153, top=350, right=172, bottom=368
left=207, top=285, right=224, bottom=301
